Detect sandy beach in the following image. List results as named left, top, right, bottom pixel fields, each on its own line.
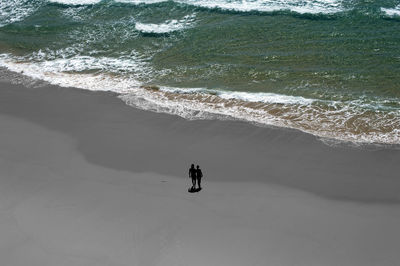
left=1, top=77, right=400, bottom=266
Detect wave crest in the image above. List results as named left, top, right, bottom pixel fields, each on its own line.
left=381, top=5, right=400, bottom=17
left=47, top=0, right=101, bottom=5
left=135, top=14, right=196, bottom=34
left=116, top=0, right=346, bottom=14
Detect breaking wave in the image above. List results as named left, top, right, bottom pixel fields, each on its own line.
left=176, top=0, right=345, bottom=14
left=48, top=0, right=101, bottom=5
left=116, top=0, right=346, bottom=14
left=135, top=14, right=196, bottom=34
left=381, top=5, right=400, bottom=17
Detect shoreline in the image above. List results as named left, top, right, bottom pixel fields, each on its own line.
left=1, top=59, right=399, bottom=145
left=1, top=74, right=400, bottom=203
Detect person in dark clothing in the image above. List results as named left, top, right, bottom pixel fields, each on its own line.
left=196, top=165, right=203, bottom=189
left=189, top=164, right=197, bottom=190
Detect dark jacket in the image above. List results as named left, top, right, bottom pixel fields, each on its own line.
left=196, top=169, right=203, bottom=179
left=189, top=168, right=197, bottom=179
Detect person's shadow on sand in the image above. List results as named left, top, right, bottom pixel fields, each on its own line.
left=188, top=187, right=202, bottom=193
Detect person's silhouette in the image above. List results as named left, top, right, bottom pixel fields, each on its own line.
left=196, top=165, right=203, bottom=189
left=189, top=164, right=197, bottom=190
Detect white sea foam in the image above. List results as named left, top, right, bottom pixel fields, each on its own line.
left=47, top=0, right=101, bottom=5
left=117, top=0, right=345, bottom=14
left=159, top=86, right=315, bottom=105
left=116, top=0, right=167, bottom=4
left=0, top=52, right=149, bottom=93
left=381, top=5, right=400, bottom=17
left=0, top=0, right=38, bottom=27
left=135, top=14, right=196, bottom=34
left=178, top=0, right=344, bottom=14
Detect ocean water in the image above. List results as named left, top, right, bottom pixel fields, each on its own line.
left=0, top=0, right=399, bottom=144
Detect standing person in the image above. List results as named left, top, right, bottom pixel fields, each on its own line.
left=189, top=164, right=197, bottom=190
left=196, top=165, right=203, bottom=190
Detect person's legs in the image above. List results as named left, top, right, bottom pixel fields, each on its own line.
left=197, top=178, right=201, bottom=189
left=192, top=178, right=196, bottom=189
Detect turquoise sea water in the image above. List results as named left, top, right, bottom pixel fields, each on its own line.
left=0, top=0, right=399, bottom=143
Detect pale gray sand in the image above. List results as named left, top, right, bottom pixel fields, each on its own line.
left=1, top=114, right=400, bottom=266
left=0, top=79, right=399, bottom=203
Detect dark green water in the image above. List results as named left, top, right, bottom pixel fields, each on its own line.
left=1, top=0, right=399, bottom=143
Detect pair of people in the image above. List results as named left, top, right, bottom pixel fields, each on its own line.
left=189, top=164, right=203, bottom=190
